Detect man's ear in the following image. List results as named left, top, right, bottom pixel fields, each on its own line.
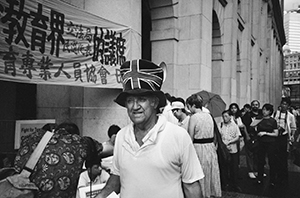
left=151, top=96, right=159, bottom=109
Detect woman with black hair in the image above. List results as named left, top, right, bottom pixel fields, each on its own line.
left=228, top=103, right=249, bottom=174
left=256, top=103, right=278, bottom=186
left=228, top=103, right=249, bottom=141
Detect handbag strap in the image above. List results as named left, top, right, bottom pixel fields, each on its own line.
left=279, top=111, right=288, bottom=129
left=21, top=131, right=54, bottom=177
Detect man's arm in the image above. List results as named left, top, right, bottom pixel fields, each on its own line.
left=187, top=116, right=196, bottom=141
left=182, top=181, right=202, bottom=198
left=290, top=114, right=297, bottom=142
left=100, top=142, right=114, bottom=158
left=95, top=174, right=121, bottom=198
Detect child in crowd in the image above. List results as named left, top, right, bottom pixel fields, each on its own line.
left=219, top=110, right=242, bottom=192
left=77, top=157, right=110, bottom=198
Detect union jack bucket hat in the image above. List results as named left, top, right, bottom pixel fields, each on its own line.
left=114, top=59, right=167, bottom=108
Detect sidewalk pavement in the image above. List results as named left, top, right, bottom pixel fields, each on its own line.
left=221, top=153, right=300, bottom=198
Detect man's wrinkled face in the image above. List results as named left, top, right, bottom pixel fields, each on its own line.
left=125, top=95, right=158, bottom=125
left=251, top=101, right=260, bottom=111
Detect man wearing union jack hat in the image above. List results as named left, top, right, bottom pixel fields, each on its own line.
left=96, top=59, right=204, bottom=198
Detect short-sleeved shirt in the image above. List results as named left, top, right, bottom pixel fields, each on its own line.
left=257, top=117, right=278, bottom=142
left=111, top=115, right=204, bottom=198
left=76, top=169, right=110, bottom=198
left=14, top=129, right=102, bottom=198
left=219, top=121, right=241, bottom=153
left=77, top=169, right=110, bottom=188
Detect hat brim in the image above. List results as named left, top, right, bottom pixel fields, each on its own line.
left=114, top=89, right=166, bottom=108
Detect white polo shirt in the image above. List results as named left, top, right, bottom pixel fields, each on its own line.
left=112, top=116, right=204, bottom=198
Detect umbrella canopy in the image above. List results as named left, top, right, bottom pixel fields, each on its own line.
left=195, top=90, right=226, bottom=117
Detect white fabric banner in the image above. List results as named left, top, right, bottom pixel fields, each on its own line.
left=0, top=0, right=132, bottom=88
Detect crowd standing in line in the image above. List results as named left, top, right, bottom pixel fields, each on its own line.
left=1, top=59, right=300, bottom=198
left=166, top=94, right=299, bottom=195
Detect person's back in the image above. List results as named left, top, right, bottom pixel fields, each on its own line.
left=186, top=93, right=221, bottom=198
left=193, top=112, right=214, bottom=138
left=14, top=122, right=103, bottom=198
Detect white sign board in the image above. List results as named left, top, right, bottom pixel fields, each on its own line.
left=15, top=119, right=55, bottom=149
left=79, top=183, right=105, bottom=198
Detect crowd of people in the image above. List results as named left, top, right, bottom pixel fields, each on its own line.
left=163, top=93, right=299, bottom=196
left=1, top=59, right=300, bottom=198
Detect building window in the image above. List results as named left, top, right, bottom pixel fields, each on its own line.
left=286, top=73, right=289, bottom=77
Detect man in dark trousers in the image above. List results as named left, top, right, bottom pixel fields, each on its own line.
left=273, top=98, right=297, bottom=185
left=243, top=100, right=263, bottom=179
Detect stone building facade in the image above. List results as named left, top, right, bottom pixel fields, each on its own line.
left=0, top=0, right=286, bottom=151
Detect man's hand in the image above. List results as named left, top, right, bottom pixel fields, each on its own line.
left=258, top=132, right=267, bottom=137
left=95, top=174, right=121, bottom=198
left=290, top=135, right=295, bottom=143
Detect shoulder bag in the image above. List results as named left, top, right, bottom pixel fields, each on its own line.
left=211, top=115, right=231, bottom=163
left=0, top=131, right=53, bottom=198
left=247, top=119, right=263, bottom=152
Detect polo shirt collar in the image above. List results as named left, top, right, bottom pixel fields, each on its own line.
left=124, top=115, right=167, bottom=151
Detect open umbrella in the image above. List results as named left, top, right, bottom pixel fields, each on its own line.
left=195, top=90, right=226, bottom=117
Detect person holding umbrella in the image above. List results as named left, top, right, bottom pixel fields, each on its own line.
left=186, top=94, right=222, bottom=198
